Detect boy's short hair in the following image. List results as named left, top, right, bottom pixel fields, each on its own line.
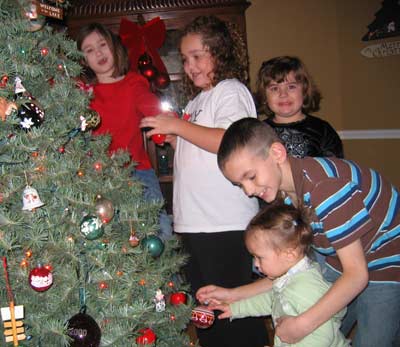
left=217, top=118, right=282, bottom=170
left=256, top=56, right=321, bottom=116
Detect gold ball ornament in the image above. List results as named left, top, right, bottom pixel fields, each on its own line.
left=95, top=195, right=114, bottom=224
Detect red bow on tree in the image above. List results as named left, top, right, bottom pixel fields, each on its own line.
left=119, top=17, right=167, bottom=74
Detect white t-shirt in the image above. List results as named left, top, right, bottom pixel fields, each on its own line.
left=173, top=79, right=259, bottom=233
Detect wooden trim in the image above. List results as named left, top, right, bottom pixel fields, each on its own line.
left=338, top=129, right=400, bottom=140
left=67, top=0, right=250, bottom=17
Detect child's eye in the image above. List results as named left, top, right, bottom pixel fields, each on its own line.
left=100, top=42, right=107, bottom=48
left=84, top=48, right=93, bottom=54
left=267, top=86, right=279, bottom=93
left=287, top=83, right=298, bottom=91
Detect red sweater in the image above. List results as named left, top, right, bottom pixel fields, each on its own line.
left=90, top=71, right=161, bottom=170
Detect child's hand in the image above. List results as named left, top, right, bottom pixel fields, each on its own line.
left=140, top=112, right=178, bottom=137
left=211, top=303, right=232, bottom=319
left=275, top=315, right=308, bottom=344
left=165, top=134, right=177, bottom=149
left=196, top=285, right=235, bottom=305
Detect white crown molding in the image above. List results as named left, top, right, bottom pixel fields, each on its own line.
left=338, top=129, right=400, bottom=140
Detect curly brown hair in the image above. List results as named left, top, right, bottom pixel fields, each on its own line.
left=256, top=56, right=322, bottom=117
left=179, top=15, right=249, bottom=99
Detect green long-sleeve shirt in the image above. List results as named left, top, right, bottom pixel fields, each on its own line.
left=230, top=257, right=350, bottom=347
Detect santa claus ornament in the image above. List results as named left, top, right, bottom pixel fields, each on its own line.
left=191, top=305, right=215, bottom=329
left=29, top=265, right=53, bottom=292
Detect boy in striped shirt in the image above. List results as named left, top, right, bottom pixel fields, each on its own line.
left=197, top=118, right=399, bottom=347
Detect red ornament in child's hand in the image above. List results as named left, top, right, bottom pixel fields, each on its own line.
left=136, top=327, right=156, bottom=345
left=151, top=133, right=166, bottom=145
left=191, top=305, right=215, bottom=329
left=170, top=292, right=187, bottom=305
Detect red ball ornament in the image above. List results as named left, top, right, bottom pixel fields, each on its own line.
left=58, top=146, right=65, bottom=154
left=136, top=327, right=156, bottom=345
left=0, top=75, right=8, bottom=88
left=170, top=292, right=187, bottom=306
left=93, top=161, right=102, bottom=172
left=191, top=306, right=215, bottom=329
left=138, top=53, right=153, bottom=69
left=140, top=65, right=157, bottom=80
left=99, top=281, right=108, bottom=290
left=40, top=47, right=49, bottom=57
left=154, top=72, right=170, bottom=89
left=29, top=265, right=53, bottom=292
left=151, top=133, right=166, bottom=145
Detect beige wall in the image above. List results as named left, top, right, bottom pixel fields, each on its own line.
left=246, top=0, right=400, bottom=187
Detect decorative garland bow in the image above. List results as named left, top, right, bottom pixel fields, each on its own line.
left=119, top=17, right=167, bottom=74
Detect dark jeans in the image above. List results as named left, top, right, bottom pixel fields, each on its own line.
left=181, top=231, right=269, bottom=347
left=134, top=169, right=173, bottom=240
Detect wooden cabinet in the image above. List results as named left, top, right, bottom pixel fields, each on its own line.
left=66, top=0, right=251, bottom=214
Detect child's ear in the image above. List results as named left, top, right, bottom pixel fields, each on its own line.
left=270, top=142, right=287, bottom=164
left=283, top=246, right=300, bottom=260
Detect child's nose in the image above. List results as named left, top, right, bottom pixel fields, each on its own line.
left=278, top=86, right=288, bottom=97
left=242, top=182, right=255, bottom=197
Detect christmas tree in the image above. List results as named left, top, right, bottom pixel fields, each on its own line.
left=0, top=1, right=193, bottom=346
left=362, top=0, right=400, bottom=41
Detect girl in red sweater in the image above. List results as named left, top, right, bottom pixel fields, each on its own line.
left=76, top=23, right=172, bottom=240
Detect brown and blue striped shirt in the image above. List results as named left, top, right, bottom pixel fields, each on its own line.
left=289, top=156, right=400, bottom=283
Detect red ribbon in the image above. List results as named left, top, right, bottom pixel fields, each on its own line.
left=119, top=17, right=167, bottom=73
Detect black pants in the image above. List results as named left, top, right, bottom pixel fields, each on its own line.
left=182, top=231, right=269, bottom=347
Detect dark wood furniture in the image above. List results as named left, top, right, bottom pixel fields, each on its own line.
left=66, top=0, right=251, bottom=214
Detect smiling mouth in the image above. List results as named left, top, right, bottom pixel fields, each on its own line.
left=98, top=58, right=107, bottom=65
left=258, top=189, right=266, bottom=199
